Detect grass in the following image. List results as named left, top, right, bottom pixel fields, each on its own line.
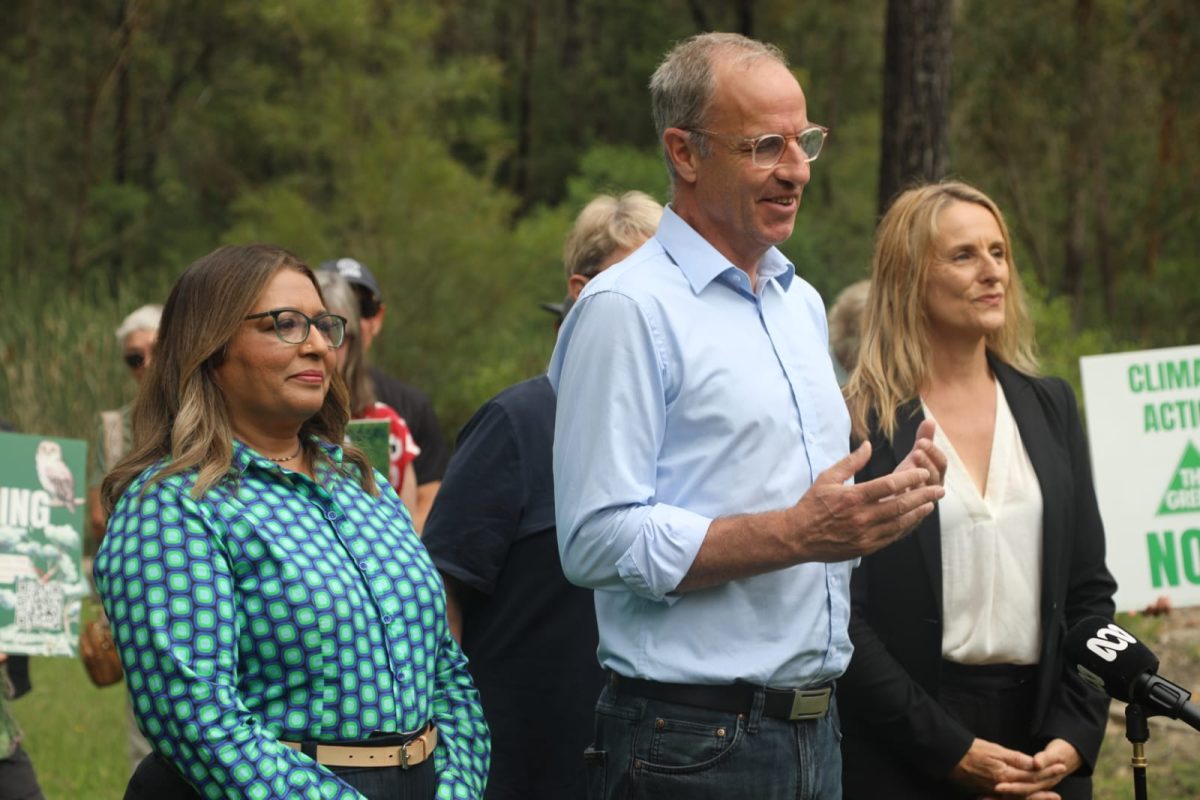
left=11, top=609, right=1199, bottom=798
left=17, top=654, right=129, bottom=799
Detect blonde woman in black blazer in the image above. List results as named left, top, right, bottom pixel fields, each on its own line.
left=840, top=182, right=1117, bottom=800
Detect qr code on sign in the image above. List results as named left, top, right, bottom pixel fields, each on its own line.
left=14, top=577, right=64, bottom=631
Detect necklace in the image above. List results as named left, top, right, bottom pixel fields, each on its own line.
left=268, top=442, right=303, bottom=463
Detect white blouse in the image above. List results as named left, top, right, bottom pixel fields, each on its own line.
left=924, top=380, right=1044, bottom=665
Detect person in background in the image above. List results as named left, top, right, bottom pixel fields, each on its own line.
left=316, top=270, right=421, bottom=516
left=88, top=304, right=163, bottom=545
left=0, top=418, right=46, bottom=800
left=95, top=244, right=488, bottom=800
left=319, top=258, right=449, bottom=530
left=84, top=303, right=161, bottom=776
left=827, top=279, right=870, bottom=383
left=840, top=181, right=1117, bottom=799
left=550, top=33, right=945, bottom=799
left=422, top=190, right=662, bottom=800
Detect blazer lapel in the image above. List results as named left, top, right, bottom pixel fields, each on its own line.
left=891, top=401, right=945, bottom=615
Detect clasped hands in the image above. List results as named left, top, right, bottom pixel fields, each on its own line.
left=954, top=736, right=1083, bottom=800
left=788, top=419, right=946, bottom=561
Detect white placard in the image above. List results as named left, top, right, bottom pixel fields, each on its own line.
left=1080, top=344, right=1200, bottom=611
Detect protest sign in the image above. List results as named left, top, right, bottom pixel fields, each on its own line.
left=1080, top=344, right=1200, bottom=610
left=0, top=432, right=88, bottom=656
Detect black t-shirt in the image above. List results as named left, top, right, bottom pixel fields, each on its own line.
left=368, top=367, right=450, bottom=485
left=422, top=375, right=603, bottom=800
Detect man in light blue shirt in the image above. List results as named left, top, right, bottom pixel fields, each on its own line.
left=549, top=33, right=946, bottom=799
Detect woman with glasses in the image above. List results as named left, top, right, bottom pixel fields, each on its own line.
left=316, top=270, right=420, bottom=517
left=838, top=182, right=1116, bottom=799
left=94, top=244, right=489, bottom=800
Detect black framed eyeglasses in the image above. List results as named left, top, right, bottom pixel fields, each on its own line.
left=123, top=352, right=147, bottom=370
left=244, top=308, right=347, bottom=348
left=684, top=125, right=829, bottom=168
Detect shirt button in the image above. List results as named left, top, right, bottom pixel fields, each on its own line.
left=381, top=615, right=392, bottom=624
left=359, top=560, right=370, bottom=570
left=326, top=510, right=340, bottom=521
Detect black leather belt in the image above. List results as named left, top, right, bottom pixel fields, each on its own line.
left=609, top=672, right=833, bottom=721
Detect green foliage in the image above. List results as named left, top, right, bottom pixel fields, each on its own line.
left=0, top=0, right=1196, bottom=436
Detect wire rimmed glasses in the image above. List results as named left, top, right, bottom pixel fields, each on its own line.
left=684, top=125, right=829, bottom=168
left=244, top=308, right=347, bottom=348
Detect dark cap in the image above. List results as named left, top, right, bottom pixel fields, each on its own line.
left=318, top=258, right=381, bottom=299
left=539, top=294, right=576, bottom=321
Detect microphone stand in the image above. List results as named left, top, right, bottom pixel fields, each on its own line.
left=1124, top=703, right=1149, bottom=800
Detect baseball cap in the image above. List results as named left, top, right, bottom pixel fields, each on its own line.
left=318, top=258, right=381, bottom=300
left=539, top=294, right=576, bottom=320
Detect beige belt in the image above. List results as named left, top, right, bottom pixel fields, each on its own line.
left=282, top=725, right=437, bottom=769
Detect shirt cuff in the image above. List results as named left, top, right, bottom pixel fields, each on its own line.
left=615, top=504, right=712, bottom=602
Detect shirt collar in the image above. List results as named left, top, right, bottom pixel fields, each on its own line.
left=656, top=205, right=797, bottom=295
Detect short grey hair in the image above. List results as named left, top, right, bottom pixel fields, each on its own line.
left=114, top=304, right=163, bottom=343
left=649, top=33, right=788, bottom=182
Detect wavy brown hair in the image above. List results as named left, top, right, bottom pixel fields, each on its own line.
left=102, top=244, right=376, bottom=511
left=844, top=181, right=1039, bottom=442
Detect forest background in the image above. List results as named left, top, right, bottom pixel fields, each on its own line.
left=0, top=0, right=1196, bottom=439
left=1, top=1, right=1199, bottom=797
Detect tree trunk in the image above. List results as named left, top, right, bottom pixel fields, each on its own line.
left=735, top=0, right=755, bottom=37
left=512, top=0, right=539, bottom=208
left=112, top=0, right=134, bottom=275
left=1062, top=0, right=1095, bottom=328
left=877, top=0, right=952, bottom=215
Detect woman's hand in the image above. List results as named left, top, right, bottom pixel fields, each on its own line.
left=951, top=737, right=1067, bottom=798
left=984, top=738, right=1081, bottom=799
left=895, top=418, right=947, bottom=488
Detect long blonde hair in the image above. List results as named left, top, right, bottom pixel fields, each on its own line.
left=844, top=182, right=1038, bottom=441
left=102, top=244, right=376, bottom=511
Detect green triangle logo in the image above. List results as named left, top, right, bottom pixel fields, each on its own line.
left=1157, top=441, right=1200, bottom=516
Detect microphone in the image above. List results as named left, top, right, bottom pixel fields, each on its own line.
left=1065, top=616, right=1200, bottom=732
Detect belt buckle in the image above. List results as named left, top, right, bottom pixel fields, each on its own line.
left=788, top=687, right=831, bottom=721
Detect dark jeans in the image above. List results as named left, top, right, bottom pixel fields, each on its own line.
left=0, top=745, right=45, bottom=800
left=584, top=682, right=842, bottom=800
left=125, top=749, right=436, bottom=800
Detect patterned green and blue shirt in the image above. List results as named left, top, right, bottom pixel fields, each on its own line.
left=94, top=439, right=490, bottom=800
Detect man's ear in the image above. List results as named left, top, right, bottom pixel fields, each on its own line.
left=663, top=128, right=700, bottom=184
left=567, top=274, right=589, bottom=301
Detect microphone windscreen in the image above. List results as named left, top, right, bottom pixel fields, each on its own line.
left=1064, top=616, right=1159, bottom=703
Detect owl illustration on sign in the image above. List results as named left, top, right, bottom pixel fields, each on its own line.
left=35, top=440, right=77, bottom=513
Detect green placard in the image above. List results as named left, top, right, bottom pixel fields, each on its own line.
left=345, top=419, right=391, bottom=480
left=0, top=432, right=88, bottom=656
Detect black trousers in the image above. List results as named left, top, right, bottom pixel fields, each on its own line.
left=0, top=745, right=45, bottom=800
left=844, top=662, right=1092, bottom=800
left=125, top=747, right=436, bottom=800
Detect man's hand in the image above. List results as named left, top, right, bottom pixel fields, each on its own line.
left=677, top=422, right=945, bottom=591
left=952, top=738, right=1066, bottom=799
left=785, top=435, right=944, bottom=563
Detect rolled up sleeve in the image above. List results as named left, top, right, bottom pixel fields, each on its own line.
left=549, top=290, right=711, bottom=601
